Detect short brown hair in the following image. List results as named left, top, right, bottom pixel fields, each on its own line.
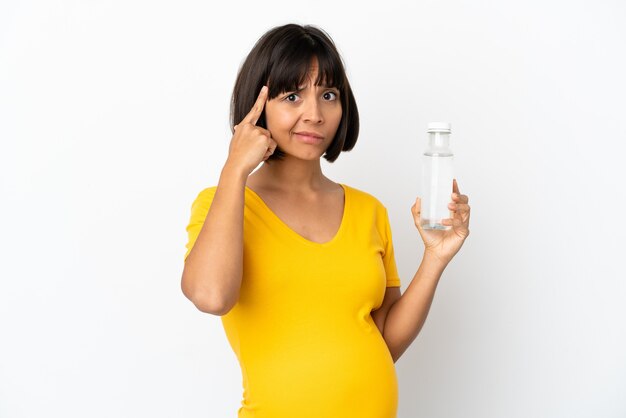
left=230, top=24, right=359, bottom=163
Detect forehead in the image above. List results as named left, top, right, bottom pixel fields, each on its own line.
left=298, top=62, right=324, bottom=86
left=267, top=51, right=343, bottom=97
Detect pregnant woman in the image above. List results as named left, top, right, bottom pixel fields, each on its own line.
left=181, top=23, right=471, bottom=418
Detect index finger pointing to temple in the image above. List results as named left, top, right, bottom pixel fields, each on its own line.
left=242, top=86, right=269, bottom=125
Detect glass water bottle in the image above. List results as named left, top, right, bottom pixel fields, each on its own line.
left=421, top=122, right=455, bottom=230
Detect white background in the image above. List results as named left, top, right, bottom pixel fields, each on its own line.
left=1, top=1, right=625, bottom=417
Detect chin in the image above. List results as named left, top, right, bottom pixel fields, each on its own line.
left=279, top=145, right=329, bottom=161
left=294, top=152, right=325, bottom=161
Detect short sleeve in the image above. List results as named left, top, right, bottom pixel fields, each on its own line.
left=381, top=207, right=402, bottom=288
left=184, top=187, right=217, bottom=261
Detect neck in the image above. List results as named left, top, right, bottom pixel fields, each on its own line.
left=255, top=155, right=329, bottom=192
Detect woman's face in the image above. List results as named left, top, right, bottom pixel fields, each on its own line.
left=264, top=58, right=342, bottom=161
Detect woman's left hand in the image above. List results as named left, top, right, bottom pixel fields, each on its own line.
left=411, top=178, right=471, bottom=265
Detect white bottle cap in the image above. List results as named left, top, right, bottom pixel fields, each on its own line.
left=427, top=122, right=452, bottom=133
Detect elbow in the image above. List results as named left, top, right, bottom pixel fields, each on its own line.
left=180, top=274, right=234, bottom=316
left=193, top=296, right=232, bottom=316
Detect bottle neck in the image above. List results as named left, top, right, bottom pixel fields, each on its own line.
left=425, top=132, right=453, bottom=156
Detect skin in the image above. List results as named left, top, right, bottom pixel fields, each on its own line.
left=243, top=57, right=345, bottom=244
left=180, top=85, right=276, bottom=315
left=382, top=180, right=470, bottom=362
left=183, top=54, right=472, bottom=365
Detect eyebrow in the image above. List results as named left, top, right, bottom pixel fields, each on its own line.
left=295, top=84, right=339, bottom=91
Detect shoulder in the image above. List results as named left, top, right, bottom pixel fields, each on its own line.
left=190, top=185, right=218, bottom=209
left=343, top=184, right=394, bottom=241
left=196, top=185, right=218, bottom=198
left=343, top=183, right=388, bottom=213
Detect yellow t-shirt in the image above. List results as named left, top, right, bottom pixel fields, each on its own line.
left=184, top=183, right=402, bottom=418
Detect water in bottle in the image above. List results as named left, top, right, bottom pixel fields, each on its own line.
left=421, top=122, right=454, bottom=230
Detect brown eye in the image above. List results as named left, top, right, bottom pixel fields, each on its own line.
left=323, top=91, right=338, bottom=101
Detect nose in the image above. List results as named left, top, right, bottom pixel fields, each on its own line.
left=302, top=98, right=323, bottom=124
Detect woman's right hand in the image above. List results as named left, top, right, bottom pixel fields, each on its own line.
left=225, top=86, right=277, bottom=176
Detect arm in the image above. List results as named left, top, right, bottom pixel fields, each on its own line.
left=181, top=86, right=274, bottom=316
left=382, top=252, right=447, bottom=363
left=382, top=179, right=471, bottom=362
left=181, top=164, right=247, bottom=315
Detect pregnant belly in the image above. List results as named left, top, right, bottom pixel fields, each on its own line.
left=237, top=328, right=398, bottom=418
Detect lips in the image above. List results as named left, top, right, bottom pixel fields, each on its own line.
left=294, top=131, right=325, bottom=145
